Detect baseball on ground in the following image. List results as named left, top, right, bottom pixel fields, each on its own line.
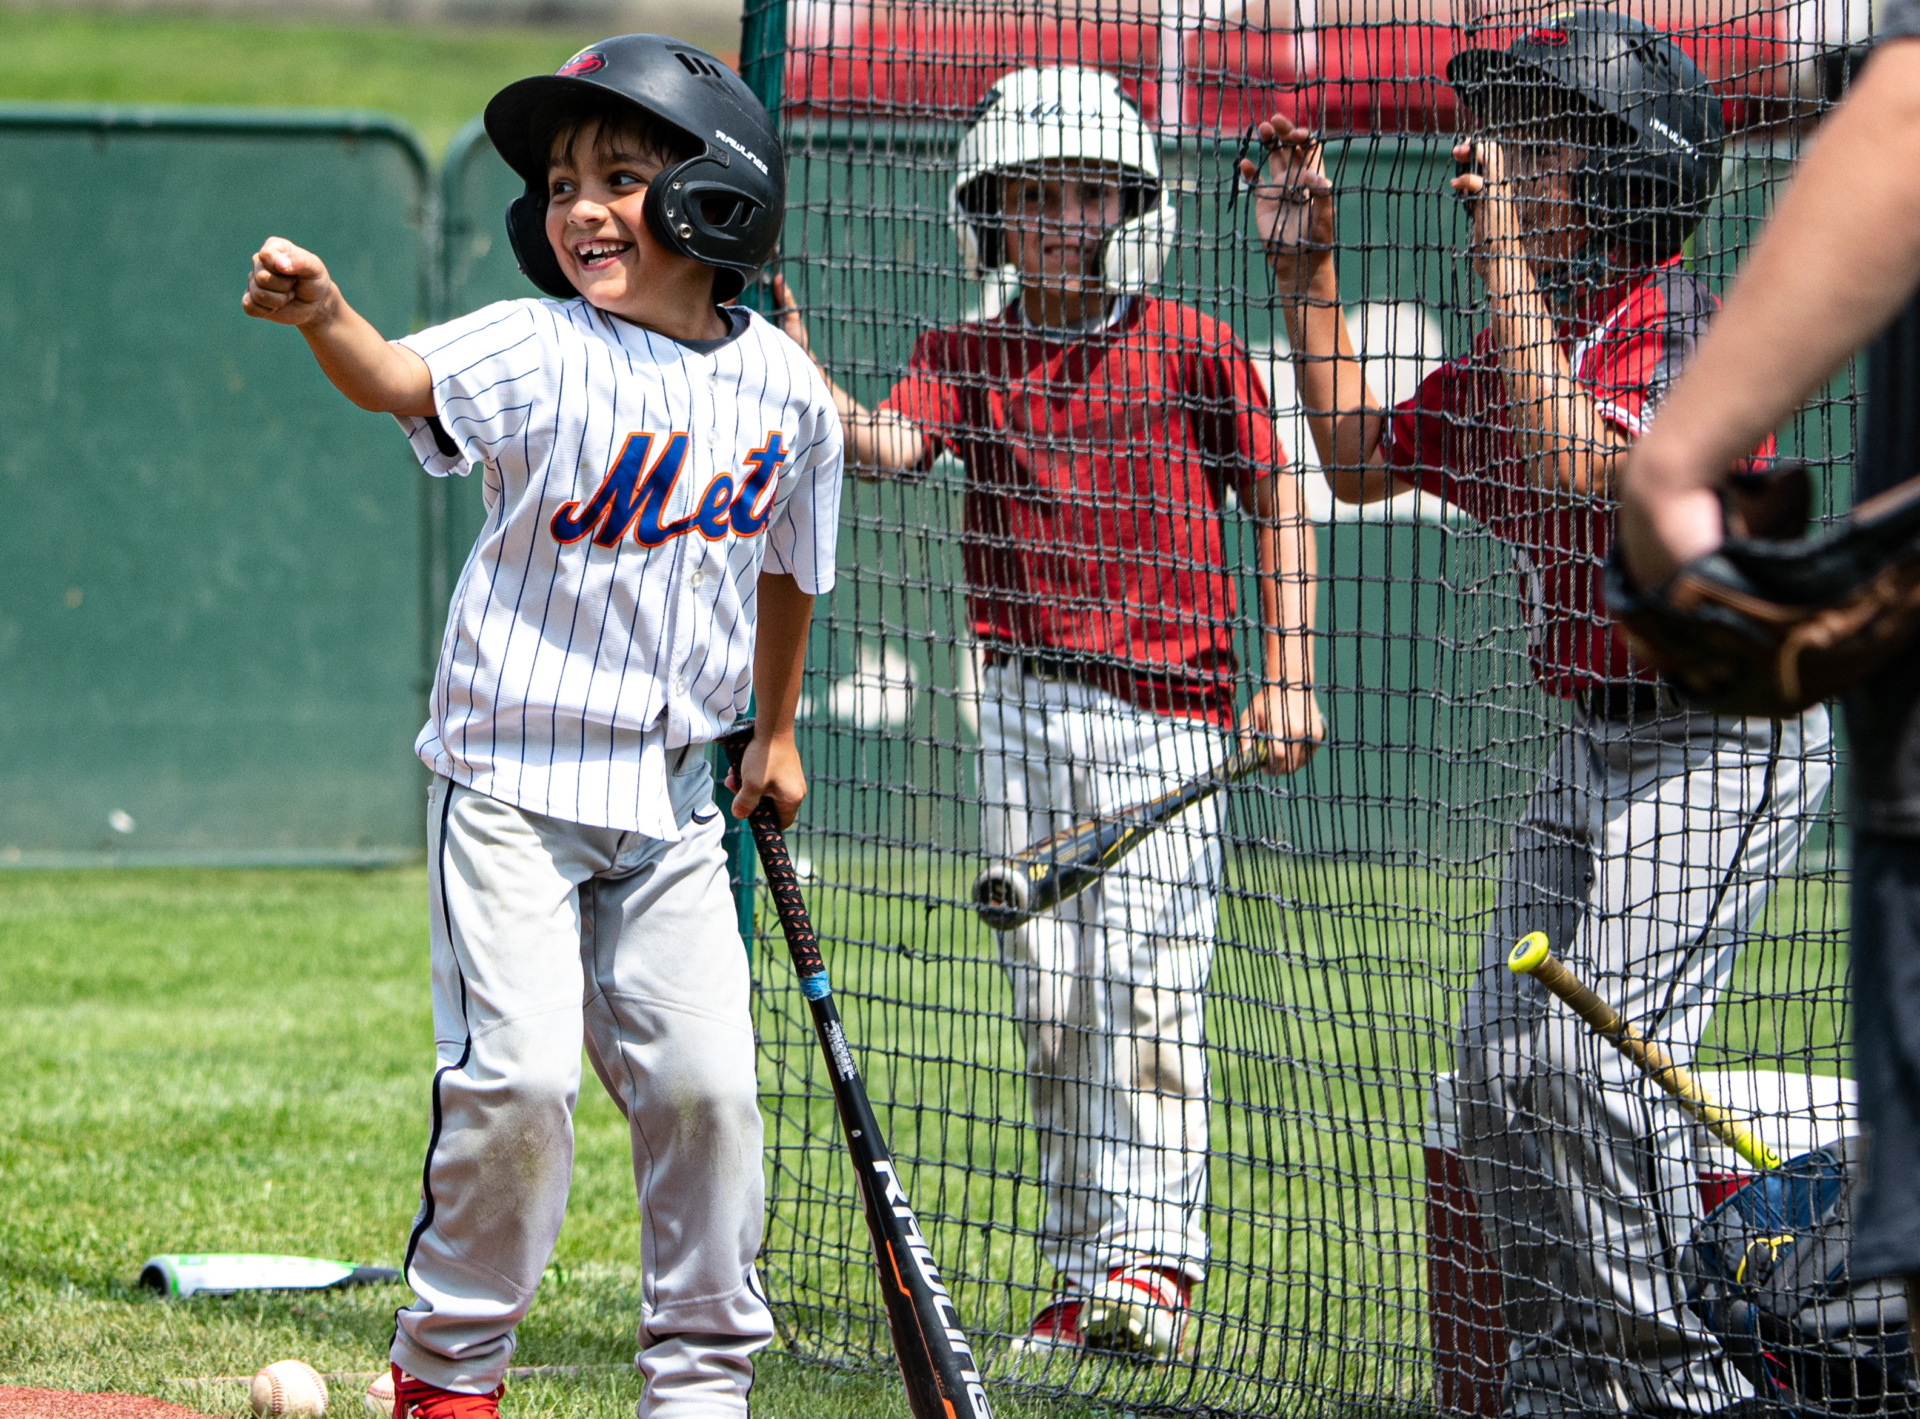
left=249, top=1359, right=329, bottom=1416
left=364, top=1369, right=395, bottom=1414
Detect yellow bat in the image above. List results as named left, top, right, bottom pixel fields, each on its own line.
left=972, top=742, right=1268, bottom=931
left=1508, top=932, right=1782, bottom=1172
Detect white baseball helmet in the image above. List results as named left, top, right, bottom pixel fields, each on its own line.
left=950, top=66, right=1175, bottom=300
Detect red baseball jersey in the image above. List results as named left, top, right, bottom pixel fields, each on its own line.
left=879, top=297, right=1283, bottom=728
left=1380, top=258, right=1768, bottom=698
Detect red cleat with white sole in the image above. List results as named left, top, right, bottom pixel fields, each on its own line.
left=391, top=1365, right=505, bottom=1418
left=1006, top=1296, right=1084, bottom=1358
left=1079, top=1266, right=1191, bottom=1362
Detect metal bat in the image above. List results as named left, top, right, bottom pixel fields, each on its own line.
left=1507, top=931, right=1783, bottom=1171
left=721, top=725, right=993, bottom=1419
left=971, top=740, right=1269, bottom=931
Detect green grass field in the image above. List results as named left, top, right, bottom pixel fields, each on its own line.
left=0, top=867, right=1099, bottom=1419
left=0, top=852, right=1847, bottom=1416
left=0, top=7, right=739, bottom=158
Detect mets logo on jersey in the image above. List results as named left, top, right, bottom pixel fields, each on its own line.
left=550, top=431, right=788, bottom=548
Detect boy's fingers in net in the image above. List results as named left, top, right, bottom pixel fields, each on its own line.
left=769, top=273, right=810, bottom=353
left=1449, top=139, right=1498, bottom=200
left=1236, top=115, right=1323, bottom=191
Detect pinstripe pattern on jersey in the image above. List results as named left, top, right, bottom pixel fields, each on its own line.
left=395, top=298, right=843, bottom=837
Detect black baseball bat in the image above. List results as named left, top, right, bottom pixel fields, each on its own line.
left=971, top=741, right=1269, bottom=930
left=720, top=725, right=992, bottom=1419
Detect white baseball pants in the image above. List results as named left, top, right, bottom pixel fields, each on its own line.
left=978, top=664, right=1224, bottom=1293
left=392, top=763, right=773, bottom=1417
left=1456, top=704, right=1832, bottom=1418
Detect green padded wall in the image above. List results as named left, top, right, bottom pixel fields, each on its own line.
left=0, top=108, right=431, bottom=864
left=0, top=112, right=1803, bottom=865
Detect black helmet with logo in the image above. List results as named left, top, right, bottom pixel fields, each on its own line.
left=485, top=34, right=785, bottom=302
left=1446, top=10, right=1724, bottom=263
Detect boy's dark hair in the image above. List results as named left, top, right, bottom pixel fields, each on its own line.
left=536, top=90, right=701, bottom=173
left=485, top=34, right=787, bottom=301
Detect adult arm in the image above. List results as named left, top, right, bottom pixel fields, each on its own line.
left=1240, top=117, right=1408, bottom=504
left=731, top=571, right=815, bottom=828
left=242, top=237, right=435, bottom=417
left=1619, top=39, right=1920, bottom=588
left=1454, top=142, right=1631, bottom=500
left=771, top=274, right=928, bottom=476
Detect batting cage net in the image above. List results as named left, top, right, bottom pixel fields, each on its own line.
left=738, top=0, right=1866, bottom=1412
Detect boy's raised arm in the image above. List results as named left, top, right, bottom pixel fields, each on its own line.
left=1451, top=144, right=1629, bottom=500
left=771, top=275, right=927, bottom=477
left=243, top=237, right=436, bottom=418
left=1240, top=117, right=1404, bottom=505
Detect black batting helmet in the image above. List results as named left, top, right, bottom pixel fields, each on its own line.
left=484, top=34, right=785, bottom=303
left=1446, top=10, right=1724, bottom=263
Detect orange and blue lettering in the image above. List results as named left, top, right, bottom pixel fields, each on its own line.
left=730, top=433, right=789, bottom=537
left=693, top=474, right=735, bottom=539
left=550, top=432, right=690, bottom=546
left=550, top=430, right=789, bottom=550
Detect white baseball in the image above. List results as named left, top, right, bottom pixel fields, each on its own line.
left=363, top=1370, right=395, bottom=1415
left=249, top=1359, right=329, bottom=1416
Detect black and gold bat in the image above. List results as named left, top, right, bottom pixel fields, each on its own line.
left=720, top=725, right=992, bottom=1419
left=972, top=741, right=1269, bottom=931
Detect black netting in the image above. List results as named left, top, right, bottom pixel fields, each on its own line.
left=740, top=2, right=1867, bottom=1412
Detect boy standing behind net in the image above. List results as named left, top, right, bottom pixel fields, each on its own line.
left=777, top=65, right=1322, bottom=1363
left=1246, top=14, right=1828, bottom=1418
left=243, top=37, right=841, bottom=1419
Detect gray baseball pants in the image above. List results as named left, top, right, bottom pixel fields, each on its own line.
left=979, top=664, right=1223, bottom=1293
left=1457, top=703, right=1832, bottom=1418
left=391, top=763, right=773, bottom=1417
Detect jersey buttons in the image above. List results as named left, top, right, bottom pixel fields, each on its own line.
left=690, top=568, right=706, bottom=589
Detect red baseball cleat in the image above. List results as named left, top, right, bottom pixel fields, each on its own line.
left=391, top=1365, right=506, bottom=1418
left=1080, top=1265, right=1192, bottom=1361
left=1007, top=1296, right=1084, bottom=1357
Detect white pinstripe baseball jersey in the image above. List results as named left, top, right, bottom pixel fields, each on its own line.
left=394, top=297, right=843, bottom=840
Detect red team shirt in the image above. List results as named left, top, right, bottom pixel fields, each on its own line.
left=1380, top=258, right=1769, bottom=697
left=881, top=297, right=1281, bottom=728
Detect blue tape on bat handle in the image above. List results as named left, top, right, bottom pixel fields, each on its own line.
left=800, top=974, right=832, bottom=1001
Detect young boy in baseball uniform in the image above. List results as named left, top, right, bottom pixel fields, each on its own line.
left=776, top=65, right=1323, bottom=1362
left=1248, top=13, right=1828, bottom=1417
left=241, top=36, right=842, bottom=1419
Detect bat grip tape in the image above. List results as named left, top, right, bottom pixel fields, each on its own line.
left=720, top=723, right=832, bottom=998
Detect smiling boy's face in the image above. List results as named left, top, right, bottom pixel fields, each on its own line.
left=998, top=164, right=1128, bottom=293
left=544, top=118, right=697, bottom=312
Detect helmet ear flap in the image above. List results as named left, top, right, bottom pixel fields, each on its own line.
left=953, top=174, right=1002, bottom=272
left=1101, top=196, right=1175, bottom=297
left=506, top=188, right=579, bottom=300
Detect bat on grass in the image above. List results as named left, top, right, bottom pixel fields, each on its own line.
left=971, top=741, right=1269, bottom=931
left=720, top=724, right=993, bottom=1419
left=1507, top=931, right=1782, bottom=1171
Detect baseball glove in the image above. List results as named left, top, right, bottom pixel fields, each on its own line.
left=1608, top=461, right=1920, bottom=718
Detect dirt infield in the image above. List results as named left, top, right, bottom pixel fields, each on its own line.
left=0, top=1388, right=220, bottom=1419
